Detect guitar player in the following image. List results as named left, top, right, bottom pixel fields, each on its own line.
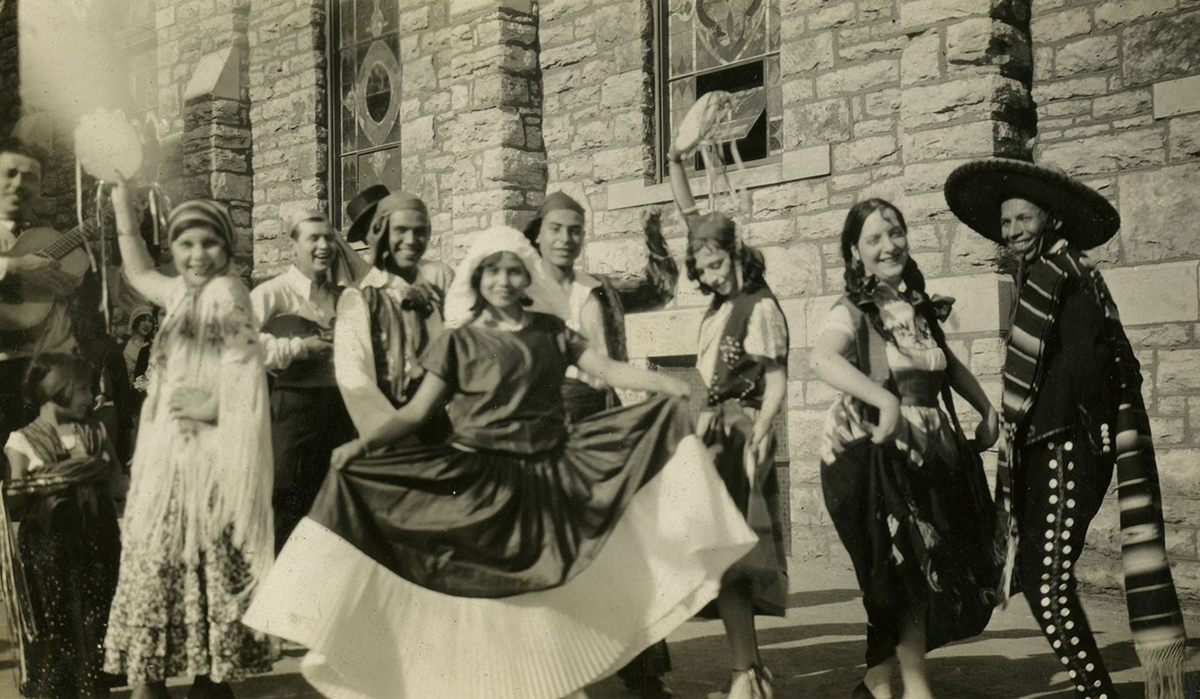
left=250, top=210, right=356, bottom=552
left=0, top=139, right=84, bottom=471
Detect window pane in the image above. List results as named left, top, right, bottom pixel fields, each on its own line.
left=694, top=0, right=767, bottom=71
left=339, top=0, right=354, bottom=46
left=340, top=156, right=358, bottom=227
left=357, top=149, right=403, bottom=193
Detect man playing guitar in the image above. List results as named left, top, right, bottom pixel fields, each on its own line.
left=0, top=138, right=84, bottom=466
left=251, top=210, right=357, bottom=552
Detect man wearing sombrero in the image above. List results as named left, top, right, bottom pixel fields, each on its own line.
left=945, top=159, right=1186, bottom=699
left=334, top=188, right=454, bottom=441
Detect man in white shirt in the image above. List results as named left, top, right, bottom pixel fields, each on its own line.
left=334, top=191, right=453, bottom=441
left=0, top=139, right=82, bottom=473
left=252, top=211, right=357, bottom=551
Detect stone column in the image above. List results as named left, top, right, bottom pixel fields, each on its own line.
left=408, top=0, right=544, bottom=260
left=899, top=0, right=1035, bottom=275
left=175, top=44, right=254, bottom=277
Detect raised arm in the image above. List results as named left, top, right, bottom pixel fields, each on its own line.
left=110, top=178, right=177, bottom=308
left=606, top=209, right=679, bottom=313
left=574, top=349, right=690, bottom=397
left=330, top=372, right=451, bottom=470
left=667, top=149, right=699, bottom=217
left=810, top=327, right=900, bottom=444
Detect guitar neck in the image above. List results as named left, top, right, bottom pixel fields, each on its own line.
left=38, top=221, right=100, bottom=261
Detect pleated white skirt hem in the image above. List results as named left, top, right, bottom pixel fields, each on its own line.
left=243, top=435, right=756, bottom=699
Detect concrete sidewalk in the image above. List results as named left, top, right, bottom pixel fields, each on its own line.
left=2, top=563, right=1197, bottom=699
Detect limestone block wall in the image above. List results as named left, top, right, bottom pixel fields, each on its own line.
left=541, top=0, right=1035, bottom=575
left=395, top=0, right=545, bottom=264
left=1029, top=0, right=1200, bottom=597
left=247, top=0, right=328, bottom=279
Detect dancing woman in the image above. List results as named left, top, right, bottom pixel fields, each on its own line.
left=243, top=227, right=756, bottom=699
left=103, top=180, right=275, bottom=699
left=665, top=145, right=789, bottom=699
left=811, top=199, right=999, bottom=699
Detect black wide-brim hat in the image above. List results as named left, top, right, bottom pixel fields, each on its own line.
left=944, top=158, right=1120, bottom=250
left=345, top=184, right=391, bottom=243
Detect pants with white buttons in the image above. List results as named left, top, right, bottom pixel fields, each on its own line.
left=1015, top=436, right=1117, bottom=699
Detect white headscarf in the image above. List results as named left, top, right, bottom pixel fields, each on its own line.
left=443, top=226, right=569, bottom=329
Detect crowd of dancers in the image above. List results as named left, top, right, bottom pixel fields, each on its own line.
left=0, top=125, right=1189, bottom=699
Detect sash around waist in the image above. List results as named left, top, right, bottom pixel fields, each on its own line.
left=892, top=369, right=941, bottom=408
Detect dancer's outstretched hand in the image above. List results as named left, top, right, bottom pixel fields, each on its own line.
left=657, top=375, right=691, bottom=398
left=331, top=439, right=367, bottom=471
left=975, top=408, right=1000, bottom=451
left=871, top=397, right=900, bottom=445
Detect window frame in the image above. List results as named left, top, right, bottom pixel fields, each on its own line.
left=652, top=0, right=782, bottom=184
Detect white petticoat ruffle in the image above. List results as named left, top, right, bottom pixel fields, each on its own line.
left=243, top=434, right=756, bottom=699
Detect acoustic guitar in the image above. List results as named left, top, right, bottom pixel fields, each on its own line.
left=0, top=223, right=98, bottom=331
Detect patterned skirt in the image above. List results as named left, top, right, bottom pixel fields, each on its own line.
left=102, top=479, right=274, bottom=684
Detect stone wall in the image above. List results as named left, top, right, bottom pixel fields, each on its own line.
left=246, top=0, right=327, bottom=279
left=1029, top=0, right=1200, bottom=596
left=541, top=0, right=1038, bottom=579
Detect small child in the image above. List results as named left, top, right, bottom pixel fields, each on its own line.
left=3, top=353, right=123, bottom=699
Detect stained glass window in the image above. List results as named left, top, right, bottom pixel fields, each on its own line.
left=659, top=0, right=782, bottom=177
left=329, top=0, right=402, bottom=228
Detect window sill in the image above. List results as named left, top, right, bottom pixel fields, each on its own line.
left=606, top=143, right=831, bottom=211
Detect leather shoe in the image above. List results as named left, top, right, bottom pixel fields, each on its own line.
left=623, top=675, right=675, bottom=699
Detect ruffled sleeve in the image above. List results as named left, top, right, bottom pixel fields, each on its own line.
left=743, top=297, right=789, bottom=366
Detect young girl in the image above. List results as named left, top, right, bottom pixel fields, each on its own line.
left=243, top=226, right=756, bottom=699
left=666, top=147, right=790, bottom=699
left=103, top=181, right=274, bottom=699
left=810, top=199, right=999, bottom=699
left=3, top=354, right=123, bottom=699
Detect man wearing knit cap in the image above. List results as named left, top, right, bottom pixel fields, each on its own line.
left=524, top=190, right=679, bottom=699
left=945, top=158, right=1187, bottom=699
left=334, top=190, right=454, bottom=440
left=252, top=210, right=357, bottom=551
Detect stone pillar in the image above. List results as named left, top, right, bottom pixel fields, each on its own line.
left=246, top=0, right=328, bottom=279
left=410, top=0, right=544, bottom=260
left=175, top=45, right=254, bottom=277
left=899, top=0, right=1035, bottom=275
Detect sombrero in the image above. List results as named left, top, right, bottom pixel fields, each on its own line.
left=345, top=184, right=390, bottom=243
left=944, top=158, right=1120, bottom=250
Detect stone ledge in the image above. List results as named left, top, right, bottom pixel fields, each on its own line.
left=1153, top=75, right=1200, bottom=120
left=606, top=144, right=831, bottom=211
left=1103, top=260, right=1200, bottom=325
left=184, top=46, right=243, bottom=102
left=625, top=272, right=1012, bottom=359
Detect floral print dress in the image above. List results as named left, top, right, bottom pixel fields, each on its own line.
left=103, top=276, right=275, bottom=684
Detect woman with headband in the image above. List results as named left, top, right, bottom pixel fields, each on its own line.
left=667, top=148, right=788, bottom=699
left=103, top=180, right=275, bottom=699
left=244, top=226, right=755, bottom=699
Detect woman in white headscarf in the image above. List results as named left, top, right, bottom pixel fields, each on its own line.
left=244, top=226, right=756, bottom=699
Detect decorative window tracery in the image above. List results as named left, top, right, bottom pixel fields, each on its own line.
left=329, top=0, right=402, bottom=228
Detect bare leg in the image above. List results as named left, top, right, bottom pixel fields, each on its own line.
left=717, top=581, right=759, bottom=671
left=894, top=606, right=933, bottom=699
left=863, top=656, right=896, bottom=698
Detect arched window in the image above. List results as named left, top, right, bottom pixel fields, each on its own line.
left=328, top=0, right=402, bottom=228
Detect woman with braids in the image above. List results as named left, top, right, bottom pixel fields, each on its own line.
left=102, top=179, right=275, bottom=699
left=666, top=144, right=789, bottom=699
left=811, top=199, right=999, bottom=699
